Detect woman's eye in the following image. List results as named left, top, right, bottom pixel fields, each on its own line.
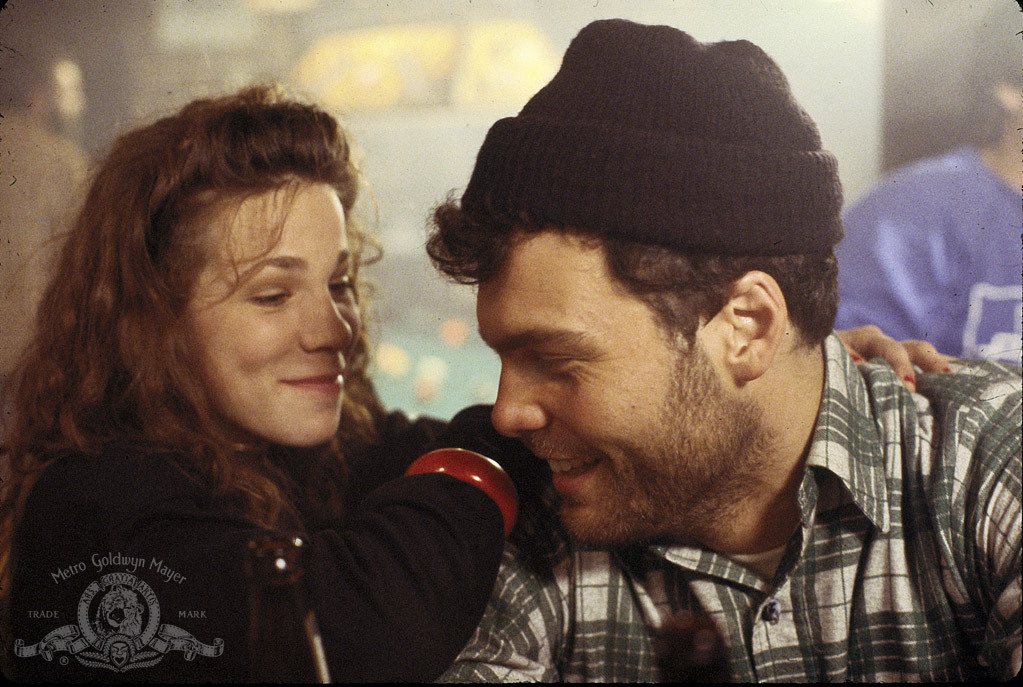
left=251, top=291, right=289, bottom=306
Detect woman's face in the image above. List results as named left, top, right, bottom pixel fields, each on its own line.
left=185, top=182, right=360, bottom=447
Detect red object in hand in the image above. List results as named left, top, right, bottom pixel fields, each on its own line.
left=405, top=448, right=519, bottom=537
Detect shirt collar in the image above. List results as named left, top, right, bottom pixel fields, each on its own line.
left=800, top=334, right=891, bottom=533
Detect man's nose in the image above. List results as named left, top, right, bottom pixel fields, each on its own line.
left=490, top=365, right=547, bottom=438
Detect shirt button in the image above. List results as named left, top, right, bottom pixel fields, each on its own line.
left=761, top=599, right=781, bottom=625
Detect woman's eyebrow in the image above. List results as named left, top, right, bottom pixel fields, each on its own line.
left=239, top=250, right=352, bottom=280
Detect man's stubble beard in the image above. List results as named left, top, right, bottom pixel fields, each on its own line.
left=550, top=344, right=773, bottom=548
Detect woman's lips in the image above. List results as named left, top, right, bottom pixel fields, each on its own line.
left=282, top=374, right=344, bottom=395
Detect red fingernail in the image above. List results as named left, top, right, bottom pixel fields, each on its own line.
left=942, top=366, right=953, bottom=373
left=903, top=374, right=916, bottom=385
left=851, top=354, right=864, bottom=363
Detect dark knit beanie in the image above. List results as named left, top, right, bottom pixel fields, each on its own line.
left=461, top=19, right=843, bottom=254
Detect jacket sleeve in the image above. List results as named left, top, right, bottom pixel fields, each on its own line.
left=305, top=473, right=504, bottom=681
left=437, top=483, right=571, bottom=683
left=7, top=449, right=504, bottom=683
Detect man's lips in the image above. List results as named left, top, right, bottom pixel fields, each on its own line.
left=525, top=438, right=600, bottom=475
left=548, top=456, right=600, bottom=499
left=523, top=437, right=601, bottom=491
left=546, top=454, right=599, bottom=474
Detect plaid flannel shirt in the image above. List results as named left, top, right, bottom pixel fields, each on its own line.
left=440, top=335, right=1022, bottom=682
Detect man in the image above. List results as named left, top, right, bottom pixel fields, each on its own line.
left=835, top=2, right=1022, bottom=364
left=427, top=19, right=1021, bottom=681
left=0, top=49, right=88, bottom=402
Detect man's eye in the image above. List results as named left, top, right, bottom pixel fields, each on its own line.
left=533, top=354, right=574, bottom=373
left=330, top=276, right=357, bottom=301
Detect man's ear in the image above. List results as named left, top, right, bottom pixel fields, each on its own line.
left=705, top=271, right=788, bottom=384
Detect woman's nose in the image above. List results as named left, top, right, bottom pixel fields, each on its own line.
left=301, top=292, right=359, bottom=355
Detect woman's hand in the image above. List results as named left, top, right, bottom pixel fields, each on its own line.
left=837, top=325, right=956, bottom=392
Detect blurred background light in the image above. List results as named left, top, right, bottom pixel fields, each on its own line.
left=6, top=0, right=1011, bottom=418
left=293, top=20, right=559, bottom=112
left=244, top=0, right=322, bottom=14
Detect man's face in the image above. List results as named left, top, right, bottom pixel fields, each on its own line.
left=477, top=230, right=767, bottom=546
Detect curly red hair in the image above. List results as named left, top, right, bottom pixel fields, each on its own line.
left=0, top=85, right=385, bottom=594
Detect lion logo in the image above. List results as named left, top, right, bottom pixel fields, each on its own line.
left=15, top=572, right=223, bottom=673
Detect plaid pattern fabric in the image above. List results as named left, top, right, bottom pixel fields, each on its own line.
left=440, top=335, right=1022, bottom=682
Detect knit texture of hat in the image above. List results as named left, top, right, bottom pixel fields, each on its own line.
left=461, top=19, right=843, bottom=254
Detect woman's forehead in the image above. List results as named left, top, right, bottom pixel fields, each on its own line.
left=204, top=183, right=347, bottom=270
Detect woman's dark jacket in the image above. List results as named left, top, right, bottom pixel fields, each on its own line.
left=7, top=411, right=509, bottom=682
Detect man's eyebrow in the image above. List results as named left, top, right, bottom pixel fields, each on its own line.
left=482, top=326, right=597, bottom=354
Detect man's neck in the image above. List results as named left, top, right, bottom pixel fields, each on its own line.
left=704, top=344, right=826, bottom=556
left=980, top=135, right=1023, bottom=194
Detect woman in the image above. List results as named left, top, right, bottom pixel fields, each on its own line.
left=0, top=85, right=513, bottom=682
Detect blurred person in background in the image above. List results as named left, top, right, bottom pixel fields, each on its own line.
left=0, top=85, right=519, bottom=682
left=0, top=49, right=88, bottom=419
left=834, top=2, right=1023, bottom=364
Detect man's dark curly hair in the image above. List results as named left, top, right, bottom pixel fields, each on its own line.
left=428, top=194, right=838, bottom=348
